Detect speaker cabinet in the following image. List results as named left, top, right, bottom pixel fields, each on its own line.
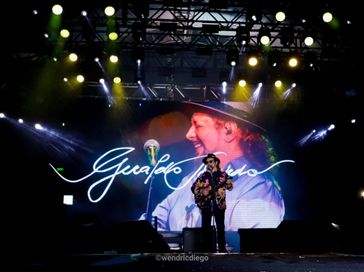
left=183, top=227, right=216, bottom=253
left=66, top=220, right=170, bottom=254
left=111, top=220, right=171, bottom=253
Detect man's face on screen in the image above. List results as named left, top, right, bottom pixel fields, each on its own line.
left=185, top=112, right=225, bottom=156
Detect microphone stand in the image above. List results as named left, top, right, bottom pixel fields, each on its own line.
left=145, top=172, right=155, bottom=224
left=143, top=142, right=159, bottom=226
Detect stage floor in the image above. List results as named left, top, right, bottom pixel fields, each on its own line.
left=3, top=252, right=364, bottom=271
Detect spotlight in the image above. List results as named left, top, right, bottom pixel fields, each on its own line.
left=322, top=12, right=333, bottom=23
left=238, top=80, right=247, bottom=87
left=247, top=1, right=262, bottom=22
left=287, top=56, right=299, bottom=68
left=258, top=27, right=271, bottom=45
left=236, top=26, right=250, bottom=45
left=274, top=80, right=282, bottom=88
left=302, top=28, right=316, bottom=46
left=248, top=55, right=258, bottom=67
left=275, top=11, right=286, bottom=22
left=133, top=47, right=145, bottom=62
left=104, top=6, right=115, bottom=17
left=226, top=48, right=239, bottom=66
left=52, top=4, right=63, bottom=15
left=304, top=51, right=318, bottom=69
left=268, top=50, right=282, bottom=67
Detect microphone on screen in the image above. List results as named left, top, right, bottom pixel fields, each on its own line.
left=144, top=139, right=160, bottom=166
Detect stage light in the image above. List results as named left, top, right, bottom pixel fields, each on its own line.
left=76, top=75, right=85, bottom=83
left=52, top=4, right=63, bottom=15
left=250, top=83, right=263, bottom=109
left=268, top=50, right=282, bottom=67
left=34, top=123, right=44, bottom=130
left=133, top=47, right=145, bottom=62
left=108, top=32, right=118, bottom=41
left=238, top=80, right=247, bottom=87
left=60, top=29, right=70, bottom=38
left=288, top=56, right=299, bottom=68
left=297, top=130, right=316, bottom=146
left=109, top=55, right=118, bottom=63
left=248, top=56, right=258, bottom=67
left=304, top=51, right=318, bottom=68
left=226, top=48, right=239, bottom=66
left=282, top=83, right=297, bottom=100
left=247, top=1, right=262, bottom=22
left=235, top=26, right=250, bottom=45
left=222, top=81, right=227, bottom=95
left=68, top=53, right=78, bottom=62
left=274, top=80, right=282, bottom=88
left=322, top=12, right=333, bottom=23
left=113, top=77, right=121, bottom=84
left=304, top=36, right=314, bottom=46
left=104, top=6, right=115, bottom=17
left=275, top=11, right=286, bottom=22
left=0, top=113, right=5, bottom=118
left=258, top=27, right=271, bottom=45
left=331, top=222, right=340, bottom=230
left=303, top=29, right=315, bottom=46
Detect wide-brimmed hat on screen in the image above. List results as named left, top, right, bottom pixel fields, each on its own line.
left=182, top=100, right=265, bottom=132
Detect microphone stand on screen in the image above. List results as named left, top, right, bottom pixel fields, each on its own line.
left=143, top=139, right=160, bottom=227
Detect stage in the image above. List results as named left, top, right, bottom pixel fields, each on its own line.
left=2, top=220, right=364, bottom=271
left=3, top=252, right=364, bottom=271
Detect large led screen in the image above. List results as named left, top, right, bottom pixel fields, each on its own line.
left=31, top=99, right=302, bottom=232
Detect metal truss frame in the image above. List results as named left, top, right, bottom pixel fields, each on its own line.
left=61, top=0, right=350, bottom=58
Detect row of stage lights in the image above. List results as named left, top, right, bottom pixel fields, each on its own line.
left=36, top=3, right=344, bottom=72
left=0, top=112, right=358, bottom=146
left=56, top=50, right=305, bottom=87
left=46, top=3, right=343, bottom=45
left=62, top=50, right=308, bottom=71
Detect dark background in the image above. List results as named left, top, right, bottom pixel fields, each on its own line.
left=0, top=0, right=363, bottom=256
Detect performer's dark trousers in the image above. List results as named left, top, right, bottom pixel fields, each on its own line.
left=201, top=204, right=226, bottom=252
